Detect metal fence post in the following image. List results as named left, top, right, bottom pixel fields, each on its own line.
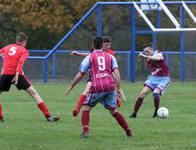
left=131, top=4, right=136, bottom=82
left=165, top=53, right=169, bottom=65
left=52, top=53, right=56, bottom=79
left=180, top=6, right=185, bottom=82
left=127, top=52, right=131, bottom=81
left=97, top=4, right=102, bottom=36
left=43, top=59, right=48, bottom=83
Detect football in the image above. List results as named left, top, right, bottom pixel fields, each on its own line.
left=157, top=107, right=169, bottom=119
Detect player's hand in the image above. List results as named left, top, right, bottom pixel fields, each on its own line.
left=117, top=90, right=121, bottom=98
left=65, top=86, right=73, bottom=95
left=12, top=74, right=19, bottom=85
left=70, top=51, right=79, bottom=56
left=117, top=89, right=121, bottom=99
left=117, top=90, right=122, bottom=107
left=0, top=54, right=4, bottom=58
left=139, top=52, right=147, bottom=58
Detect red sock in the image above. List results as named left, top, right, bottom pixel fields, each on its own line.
left=75, top=95, right=86, bottom=110
left=81, top=110, right=89, bottom=133
left=38, top=102, right=50, bottom=118
left=134, top=97, right=144, bottom=114
left=113, top=112, right=132, bottom=135
left=0, top=104, right=3, bottom=119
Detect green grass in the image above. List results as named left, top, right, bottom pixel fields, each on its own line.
left=0, top=82, right=196, bottom=150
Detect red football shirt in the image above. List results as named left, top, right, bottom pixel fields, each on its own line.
left=105, top=49, right=116, bottom=57
left=0, top=43, right=29, bottom=75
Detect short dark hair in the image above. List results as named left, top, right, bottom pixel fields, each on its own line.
left=144, top=42, right=153, bottom=48
left=93, top=37, right=103, bottom=49
left=16, top=32, right=28, bottom=43
left=143, top=45, right=154, bottom=52
left=103, top=36, right=111, bottom=43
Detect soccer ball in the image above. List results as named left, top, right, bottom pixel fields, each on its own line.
left=157, top=107, right=169, bottom=119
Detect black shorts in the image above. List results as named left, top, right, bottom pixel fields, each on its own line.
left=0, top=75, right=31, bottom=91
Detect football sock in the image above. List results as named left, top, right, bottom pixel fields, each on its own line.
left=133, top=97, right=144, bottom=114
left=75, top=95, right=87, bottom=110
left=81, top=110, right=89, bottom=133
left=0, top=104, right=3, bottom=119
left=153, top=95, right=160, bottom=111
left=38, top=102, right=50, bottom=118
left=113, top=112, right=131, bottom=135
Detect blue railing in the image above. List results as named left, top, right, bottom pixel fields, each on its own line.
left=29, top=50, right=196, bottom=82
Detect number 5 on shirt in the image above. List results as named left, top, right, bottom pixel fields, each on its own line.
left=9, top=47, right=17, bottom=56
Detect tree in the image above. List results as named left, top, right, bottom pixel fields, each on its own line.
left=0, top=0, right=96, bottom=49
left=0, top=0, right=195, bottom=50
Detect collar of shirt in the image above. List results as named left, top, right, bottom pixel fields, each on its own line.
left=94, top=49, right=103, bottom=52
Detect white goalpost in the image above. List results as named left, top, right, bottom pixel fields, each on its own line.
left=135, top=0, right=196, bottom=32
left=157, top=0, right=180, bottom=28
left=182, top=1, right=196, bottom=23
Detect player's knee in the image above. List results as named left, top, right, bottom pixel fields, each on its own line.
left=153, top=88, right=161, bottom=97
left=83, top=88, right=90, bottom=95
left=110, top=109, right=117, bottom=115
left=32, top=92, right=38, bottom=99
left=139, top=92, right=147, bottom=98
left=83, top=90, right=88, bottom=95
left=83, top=106, right=91, bottom=112
left=28, top=90, right=38, bottom=98
left=153, top=92, right=160, bottom=97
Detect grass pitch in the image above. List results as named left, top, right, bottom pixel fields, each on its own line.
left=0, top=82, right=196, bottom=150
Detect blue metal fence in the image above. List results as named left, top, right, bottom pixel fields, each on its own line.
left=28, top=50, right=196, bottom=82
left=26, top=1, right=196, bottom=82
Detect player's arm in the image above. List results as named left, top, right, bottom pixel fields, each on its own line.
left=139, top=52, right=164, bottom=61
left=111, top=56, right=121, bottom=92
left=16, top=50, right=29, bottom=73
left=65, top=72, right=84, bottom=95
left=12, top=51, right=29, bottom=85
left=0, top=48, right=4, bottom=57
left=70, top=51, right=89, bottom=57
left=113, top=69, right=121, bottom=92
left=65, top=56, right=90, bottom=95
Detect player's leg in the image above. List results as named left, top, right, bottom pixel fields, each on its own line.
left=102, top=91, right=133, bottom=137
left=152, top=88, right=161, bottom=118
left=0, top=75, right=13, bottom=122
left=0, top=91, right=4, bottom=122
left=80, top=105, right=92, bottom=138
left=80, top=92, right=104, bottom=138
left=0, top=106, right=4, bottom=122
left=17, top=75, right=60, bottom=122
left=110, top=109, right=133, bottom=137
left=25, top=86, right=60, bottom=122
left=130, top=86, right=152, bottom=118
left=73, top=81, right=91, bottom=117
left=152, top=77, right=170, bottom=118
